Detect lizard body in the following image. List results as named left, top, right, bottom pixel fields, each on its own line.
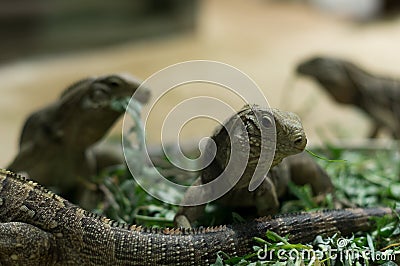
left=175, top=105, right=333, bottom=227
left=8, top=74, right=150, bottom=202
left=297, top=56, right=400, bottom=138
left=0, top=169, right=394, bottom=265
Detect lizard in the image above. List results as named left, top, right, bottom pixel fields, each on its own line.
left=7, top=74, right=151, bottom=204
left=174, top=104, right=333, bottom=228
left=0, top=168, right=395, bottom=265
left=296, top=56, right=400, bottom=138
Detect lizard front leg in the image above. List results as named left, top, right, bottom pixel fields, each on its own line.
left=221, top=173, right=285, bottom=217
left=254, top=178, right=281, bottom=216
left=174, top=177, right=207, bottom=228
left=285, top=152, right=334, bottom=196
left=174, top=177, right=282, bottom=227
left=0, top=222, right=56, bottom=265
left=253, top=165, right=291, bottom=216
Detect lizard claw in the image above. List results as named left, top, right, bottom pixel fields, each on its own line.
left=174, top=215, right=192, bottom=228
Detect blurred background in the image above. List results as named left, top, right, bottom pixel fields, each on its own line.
left=1, top=0, right=400, bottom=167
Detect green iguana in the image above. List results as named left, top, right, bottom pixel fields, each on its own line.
left=175, top=104, right=333, bottom=228
left=0, top=169, right=395, bottom=265
left=7, top=74, right=150, bottom=203
left=297, top=56, right=400, bottom=138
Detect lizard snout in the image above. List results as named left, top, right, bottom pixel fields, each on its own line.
left=292, top=134, right=307, bottom=151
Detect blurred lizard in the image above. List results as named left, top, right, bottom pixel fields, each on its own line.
left=297, top=56, right=400, bottom=138
left=8, top=74, right=150, bottom=203
left=175, top=104, right=333, bottom=227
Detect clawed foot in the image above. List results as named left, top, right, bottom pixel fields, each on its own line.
left=174, top=215, right=192, bottom=228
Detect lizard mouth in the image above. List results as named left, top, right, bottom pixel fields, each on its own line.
left=292, top=143, right=307, bottom=154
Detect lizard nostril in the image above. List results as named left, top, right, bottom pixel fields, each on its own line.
left=294, top=136, right=306, bottom=148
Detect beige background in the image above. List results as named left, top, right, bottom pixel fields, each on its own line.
left=1, top=0, right=400, bottom=167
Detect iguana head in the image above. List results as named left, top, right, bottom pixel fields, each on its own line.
left=57, top=74, right=151, bottom=147
left=271, top=107, right=307, bottom=166
left=211, top=104, right=307, bottom=171
left=296, top=56, right=361, bottom=104
left=61, top=74, right=150, bottom=107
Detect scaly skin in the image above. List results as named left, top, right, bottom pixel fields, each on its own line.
left=175, top=104, right=334, bottom=227
left=297, top=56, right=400, bottom=138
left=0, top=169, right=394, bottom=265
left=7, top=74, right=150, bottom=202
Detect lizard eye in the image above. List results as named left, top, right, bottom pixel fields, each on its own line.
left=261, top=116, right=273, bottom=128
left=106, top=77, right=123, bottom=88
